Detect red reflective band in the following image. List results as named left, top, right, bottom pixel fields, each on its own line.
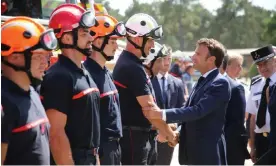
left=113, top=80, right=127, bottom=88
left=12, top=118, right=49, bottom=133
left=72, top=88, right=99, bottom=100
left=100, top=90, right=118, bottom=98
left=40, top=96, right=44, bottom=100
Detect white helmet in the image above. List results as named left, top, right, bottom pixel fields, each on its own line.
left=125, top=13, right=163, bottom=39
left=143, top=42, right=170, bottom=65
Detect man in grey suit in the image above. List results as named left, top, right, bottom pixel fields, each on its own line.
left=223, top=53, right=250, bottom=165
left=151, top=48, right=185, bottom=165
left=142, top=38, right=231, bottom=165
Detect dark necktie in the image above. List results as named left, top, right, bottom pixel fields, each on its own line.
left=161, top=76, right=167, bottom=108
left=195, top=76, right=205, bottom=91
left=256, top=78, right=271, bottom=128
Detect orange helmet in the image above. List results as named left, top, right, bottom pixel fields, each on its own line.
left=90, top=14, right=126, bottom=39
left=90, top=14, right=126, bottom=61
left=1, top=16, right=57, bottom=56
left=1, top=16, right=57, bottom=82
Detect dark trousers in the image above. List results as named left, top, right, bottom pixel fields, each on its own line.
left=226, top=137, right=247, bottom=165
left=156, top=142, right=174, bottom=165
left=100, top=140, right=121, bottom=165
left=255, top=133, right=270, bottom=159
left=72, top=149, right=97, bottom=165
left=120, top=128, right=156, bottom=165
left=255, top=147, right=276, bottom=165
left=147, top=130, right=158, bottom=165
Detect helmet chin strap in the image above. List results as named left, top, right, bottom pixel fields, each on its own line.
left=59, top=29, right=92, bottom=57
left=92, top=37, right=114, bottom=61
left=1, top=50, right=42, bottom=86
left=127, top=36, right=149, bottom=58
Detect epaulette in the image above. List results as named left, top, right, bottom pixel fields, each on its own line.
left=251, top=77, right=262, bottom=86
left=251, top=75, right=262, bottom=83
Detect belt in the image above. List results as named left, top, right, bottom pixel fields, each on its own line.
left=72, top=147, right=99, bottom=156
left=123, top=126, right=151, bottom=132
left=256, top=132, right=270, bottom=137
left=108, top=137, right=120, bottom=142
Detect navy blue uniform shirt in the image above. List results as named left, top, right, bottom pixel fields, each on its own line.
left=1, top=76, right=50, bottom=165
left=84, top=58, right=122, bottom=142
left=112, top=50, right=155, bottom=129
left=40, top=54, right=101, bottom=149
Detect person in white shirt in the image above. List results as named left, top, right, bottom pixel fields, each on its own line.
left=246, top=45, right=276, bottom=163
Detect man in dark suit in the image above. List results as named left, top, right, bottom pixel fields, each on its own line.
left=142, top=38, right=231, bottom=165
left=151, top=49, right=185, bottom=165
left=223, top=53, right=250, bottom=165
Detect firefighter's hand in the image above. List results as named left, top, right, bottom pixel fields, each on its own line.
left=156, top=133, right=167, bottom=143
left=142, top=102, right=162, bottom=120
left=168, top=131, right=179, bottom=147
left=169, top=123, right=177, bottom=131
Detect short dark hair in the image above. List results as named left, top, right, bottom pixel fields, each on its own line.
left=197, top=38, right=226, bottom=68
left=222, top=54, right=229, bottom=71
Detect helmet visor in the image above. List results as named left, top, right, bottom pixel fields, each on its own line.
left=115, top=22, right=127, bottom=36
left=80, top=10, right=97, bottom=28
left=158, top=45, right=170, bottom=57
left=39, top=29, right=58, bottom=51
left=145, top=26, right=163, bottom=40
left=107, top=22, right=127, bottom=38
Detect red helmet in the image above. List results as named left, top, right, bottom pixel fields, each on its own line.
left=49, top=3, right=97, bottom=38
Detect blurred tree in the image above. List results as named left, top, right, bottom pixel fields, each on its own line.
left=98, top=0, right=274, bottom=51
left=262, top=12, right=276, bottom=45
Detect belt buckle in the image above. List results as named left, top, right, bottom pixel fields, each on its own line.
left=263, top=132, right=268, bottom=137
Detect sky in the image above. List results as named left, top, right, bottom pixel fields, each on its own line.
left=106, top=0, right=276, bottom=15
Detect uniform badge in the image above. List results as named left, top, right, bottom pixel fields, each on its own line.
left=254, top=52, right=260, bottom=59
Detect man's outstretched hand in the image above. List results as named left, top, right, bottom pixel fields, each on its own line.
left=142, top=102, right=162, bottom=120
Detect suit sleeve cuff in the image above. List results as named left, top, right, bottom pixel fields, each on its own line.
left=162, top=109, right=166, bottom=121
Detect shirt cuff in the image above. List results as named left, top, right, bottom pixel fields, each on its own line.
left=162, top=109, right=166, bottom=121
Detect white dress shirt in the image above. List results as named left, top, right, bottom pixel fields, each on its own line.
left=157, top=73, right=169, bottom=93
left=246, top=72, right=276, bottom=133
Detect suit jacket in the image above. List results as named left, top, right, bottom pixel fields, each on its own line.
left=269, top=83, right=276, bottom=148
left=165, top=69, right=231, bottom=165
left=151, top=74, right=185, bottom=109
left=224, top=75, right=250, bottom=162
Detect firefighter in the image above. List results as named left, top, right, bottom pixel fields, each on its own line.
left=84, top=13, right=126, bottom=165
left=39, top=4, right=101, bottom=165
left=1, top=16, right=57, bottom=165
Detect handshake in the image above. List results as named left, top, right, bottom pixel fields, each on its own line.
left=156, top=124, right=179, bottom=147
left=141, top=102, right=180, bottom=147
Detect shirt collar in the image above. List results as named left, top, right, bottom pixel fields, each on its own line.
left=202, top=68, right=217, bottom=78
left=122, top=50, right=143, bottom=64
left=84, top=57, right=105, bottom=72
left=59, top=54, right=84, bottom=73
left=2, top=76, right=31, bottom=96
left=269, top=72, right=276, bottom=84
left=157, top=72, right=169, bottom=80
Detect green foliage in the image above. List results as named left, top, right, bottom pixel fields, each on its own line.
left=100, top=0, right=275, bottom=51
left=248, top=63, right=259, bottom=78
